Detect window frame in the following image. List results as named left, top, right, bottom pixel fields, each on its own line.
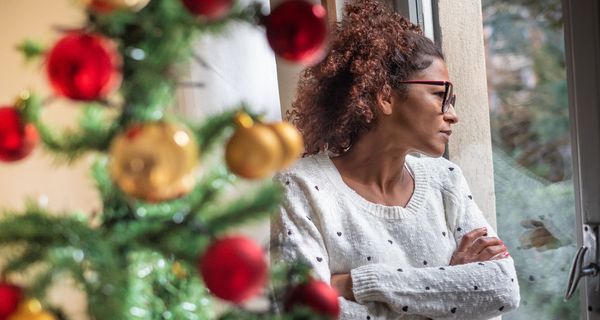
left=562, top=0, right=600, bottom=317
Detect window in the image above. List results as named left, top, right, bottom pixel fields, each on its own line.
left=482, top=1, right=580, bottom=318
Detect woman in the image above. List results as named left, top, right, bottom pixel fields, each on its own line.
left=270, top=1, right=520, bottom=319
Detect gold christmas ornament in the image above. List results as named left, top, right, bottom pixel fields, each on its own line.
left=225, top=113, right=283, bottom=179
left=8, top=299, right=56, bottom=320
left=109, top=121, right=199, bottom=202
left=268, top=121, right=304, bottom=170
left=84, top=0, right=151, bottom=13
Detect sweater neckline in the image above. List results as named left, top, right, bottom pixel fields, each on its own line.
left=315, top=153, right=429, bottom=220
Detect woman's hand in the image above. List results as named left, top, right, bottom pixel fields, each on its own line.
left=449, top=227, right=509, bottom=266
left=330, top=273, right=356, bottom=301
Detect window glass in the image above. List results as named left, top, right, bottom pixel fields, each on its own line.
left=482, top=1, right=581, bottom=318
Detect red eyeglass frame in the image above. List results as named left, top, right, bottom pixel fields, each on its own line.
left=398, top=80, right=456, bottom=113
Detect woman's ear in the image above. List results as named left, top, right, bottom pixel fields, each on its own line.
left=377, top=84, right=393, bottom=115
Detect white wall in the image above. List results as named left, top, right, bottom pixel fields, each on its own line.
left=177, top=0, right=282, bottom=121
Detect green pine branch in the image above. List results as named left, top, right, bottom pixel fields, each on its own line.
left=0, top=206, right=127, bottom=320
left=20, top=94, right=118, bottom=163
left=124, top=251, right=213, bottom=320
left=2, top=245, right=45, bottom=275
left=202, top=182, right=283, bottom=234
left=218, top=305, right=331, bottom=320
left=16, top=39, right=45, bottom=62
left=91, top=157, right=136, bottom=224
left=189, top=105, right=263, bottom=154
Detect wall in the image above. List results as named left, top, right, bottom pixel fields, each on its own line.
left=436, top=0, right=497, bottom=227
left=176, top=0, right=281, bottom=121
left=437, top=0, right=499, bottom=318
left=0, top=1, right=100, bottom=217
left=0, top=1, right=95, bottom=318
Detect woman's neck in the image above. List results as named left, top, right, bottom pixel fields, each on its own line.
left=331, top=128, right=411, bottom=194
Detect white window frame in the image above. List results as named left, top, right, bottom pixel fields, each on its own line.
left=562, top=0, right=600, bottom=318
left=393, top=0, right=435, bottom=40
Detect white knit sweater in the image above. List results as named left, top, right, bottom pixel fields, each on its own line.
left=270, top=153, right=520, bottom=320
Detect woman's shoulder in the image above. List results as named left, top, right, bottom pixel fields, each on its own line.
left=407, top=154, right=465, bottom=189
left=408, top=154, right=462, bottom=170
left=274, top=153, right=329, bottom=185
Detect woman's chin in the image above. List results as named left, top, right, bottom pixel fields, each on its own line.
left=419, top=145, right=446, bottom=158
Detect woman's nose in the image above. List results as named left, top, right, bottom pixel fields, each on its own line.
left=444, top=104, right=459, bottom=124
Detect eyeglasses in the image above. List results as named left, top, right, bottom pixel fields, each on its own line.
left=398, top=80, right=456, bottom=113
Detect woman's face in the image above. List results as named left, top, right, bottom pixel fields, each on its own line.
left=385, top=57, right=459, bottom=157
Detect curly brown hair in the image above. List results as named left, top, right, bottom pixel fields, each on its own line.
left=287, top=0, right=444, bottom=156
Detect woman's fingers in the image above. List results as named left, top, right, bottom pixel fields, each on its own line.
left=466, top=236, right=504, bottom=256
left=330, top=273, right=355, bottom=301
left=451, top=227, right=510, bottom=265
left=476, top=243, right=508, bottom=261
left=489, top=250, right=511, bottom=261
left=456, top=227, right=487, bottom=252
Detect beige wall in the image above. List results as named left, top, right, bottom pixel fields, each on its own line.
left=0, top=1, right=100, bottom=214
left=437, top=0, right=497, bottom=227
left=437, top=1, right=499, bottom=319
left=0, top=1, right=95, bottom=319
left=272, top=59, right=303, bottom=118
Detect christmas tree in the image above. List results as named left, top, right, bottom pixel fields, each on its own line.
left=0, top=0, right=339, bottom=319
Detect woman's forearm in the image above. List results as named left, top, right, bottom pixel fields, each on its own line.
left=350, top=259, right=520, bottom=319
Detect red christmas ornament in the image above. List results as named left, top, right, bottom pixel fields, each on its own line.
left=0, top=107, right=38, bottom=162
left=181, top=0, right=233, bottom=20
left=0, top=283, right=22, bottom=320
left=199, top=236, right=267, bottom=303
left=265, top=0, right=328, bottom=64
left=46, top=32, right=122, bottom=101
left=284, top=279, right=340, bottom=318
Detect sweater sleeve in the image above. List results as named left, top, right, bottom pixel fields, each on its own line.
left=350, top=165, right=521, bottom=320
left=270, top=172, right=404, bottom=320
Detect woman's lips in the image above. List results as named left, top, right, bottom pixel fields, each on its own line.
left=439, top=130, right=452, bottom=140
